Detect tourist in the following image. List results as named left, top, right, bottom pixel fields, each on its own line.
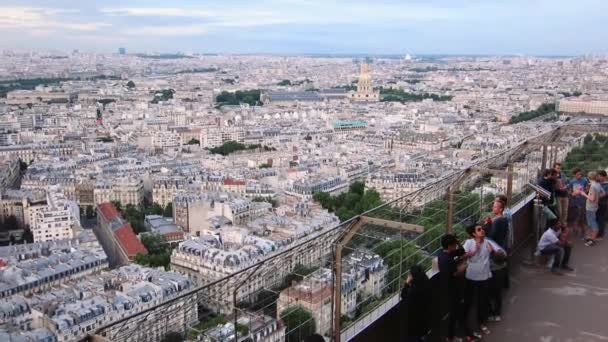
left=438, top=234, right=467, bottom=342
left=578, top=171, right=605, bottom=246
left=488, top=243, right=508, bottom=322
left=489, top=200, right=509, bottom=250
left=462, top=224, right=505, bottom=340
left=568, top=168, right=589, bottom=237
left=494, top=194, right=511, bottom=289
left=554, top=162, right=569, bottom=225
left=401, top=264, right=431, bottom=342
left=537, top=220, right=573, bottom=273
left=538, top=169, right=558, bottom=221
left=596, top=170, right=608, bottom=239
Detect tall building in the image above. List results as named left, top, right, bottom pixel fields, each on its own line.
left=558, top=98, right=608, bottom=115
left=31, top=186, right=79, bottom=242
left=349, top=63, right=380, bottom=102
left=118, top=47, right=126, bottom=55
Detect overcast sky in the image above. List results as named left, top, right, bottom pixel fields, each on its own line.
left=1, top=0, right=606, bottom=55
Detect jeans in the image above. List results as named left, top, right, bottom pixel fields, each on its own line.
left=540, top=243, right=571, bottom=270
left=464, top=279, right=489, bottom=336
left=447, top=294, right=465, bottom=339
left=587, top=210, right=599, bottom=231
left=598, top=208, right=607, bottom=237
left=557, top=196, right=569, bottom=226
left=489, top=268, right=507, bottom=317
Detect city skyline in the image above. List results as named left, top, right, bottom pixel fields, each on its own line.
left=1, top=0, right=607, bottom=55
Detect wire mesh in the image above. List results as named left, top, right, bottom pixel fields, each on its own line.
left=89, top=123, right=601, bottom=342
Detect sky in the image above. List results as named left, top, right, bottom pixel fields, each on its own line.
left=0, top=0, right=607, bottom=55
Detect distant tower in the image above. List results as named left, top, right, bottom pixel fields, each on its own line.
left=118, top=47, right=126, bottom=55
left=349, top=62, right=380, bottom=102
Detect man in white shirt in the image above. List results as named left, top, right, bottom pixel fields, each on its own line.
left=537, top=221, right=573, bottom=274
left=461, top=224, right=505, bottom=339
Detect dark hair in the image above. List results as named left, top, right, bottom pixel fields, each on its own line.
left=466, top=224, right=479, bottom=237
left=542, top=169, right=552, bottom=177
left=304, top=334, right=325, bottom=342
left=599, top=170, right=607, bottom=178
left=550, top=168, right=559, bottom=176
left=441, top=234, right=458, bottom=249
left=409, top=264, right=430, bottom=288
left=547, top=218, right=559, bottom=229
left=554, top=162, right=562, bottom=168
left=572, top=167, right=582, bottom=175
left=495, top=194, right=508, bottom=204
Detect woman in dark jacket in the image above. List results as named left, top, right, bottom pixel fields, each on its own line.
left=401, top=265, right=432, bottom=341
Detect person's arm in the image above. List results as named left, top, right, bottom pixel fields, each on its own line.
left=580, top=188, right=597, bottom=203
left=489, top=240, right=506, bottom=257
left=462, top=240, right=478, bottom=258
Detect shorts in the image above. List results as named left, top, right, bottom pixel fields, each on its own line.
left=568, top=205, right=586, bottom=225
left=586, top=210, right=599, bottom=231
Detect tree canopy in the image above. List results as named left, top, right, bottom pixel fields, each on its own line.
left=562, top=133, right=608, bottom=176
left=207, top=141, right=275, bottom=156
left=280, top=306, right=316, bottom=342
left=379, top=88, right=452, bottom=103
left=215, top=89, right=262, bottom=106
left=313, top=181, right=382, bottom=222
left=510, top=103, right=555, bottom=123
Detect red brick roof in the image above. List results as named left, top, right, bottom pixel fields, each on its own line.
left=98, top=202, right=121, bottom=221
left=223, top=178, right=246, bottom=186
left=115, top=223, right=148, bottom=258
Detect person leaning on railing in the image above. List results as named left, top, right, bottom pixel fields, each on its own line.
left=538, top=168, right=559, bottom=222
left=438, top=234, right=467, bottom=342
left=554, top=162, right=569, bottom=226
left=401, top=264, right=432, bottom=342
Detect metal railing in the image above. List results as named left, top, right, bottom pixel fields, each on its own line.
left=89, top=123, right=606, bottom=342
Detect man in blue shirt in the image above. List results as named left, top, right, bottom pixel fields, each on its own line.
left=568, top=168, right=589, bottom=237
left=597, top=170, right=608, bottom=239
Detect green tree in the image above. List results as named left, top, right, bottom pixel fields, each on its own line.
left=141, top=234, right=166, bottom=254
left=85, top=205, right=95, bottom=219
left=111, top=201, right=122, bottom=211
left=510, top=103, right=556, bottom=124
left=280, top=306, right=316, bottom=342
left=164, top=202, right=173, bottom=218
left=349, top=181, right=365, bottom=196
left=149, top=203, right=164, bottom=215
left=161, top=331, right=183, bottom=342
left=186, top=138, right=200, bottom=145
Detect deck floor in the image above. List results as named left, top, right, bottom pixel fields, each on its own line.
left=490, top=239, right=608, bottom=342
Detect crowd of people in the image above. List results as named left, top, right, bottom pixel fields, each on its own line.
left=401, top=195, right=511, bottom=342
left=400, top=162, right=607, bottom=341
left=539, top=163, right=608, bottom=247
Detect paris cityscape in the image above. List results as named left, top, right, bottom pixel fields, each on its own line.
left=1, top=2, right=608, bottom=342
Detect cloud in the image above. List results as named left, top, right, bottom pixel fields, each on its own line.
left=101, top=7, right=215, bottom=18
left=101, top=3, right=456, bottom=29
left=126, top=24, right=208, bottom=36
left=0, top=7, right=109, bottom=32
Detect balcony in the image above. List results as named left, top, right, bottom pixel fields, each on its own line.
left=88, top=123, right=608, bottom=342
